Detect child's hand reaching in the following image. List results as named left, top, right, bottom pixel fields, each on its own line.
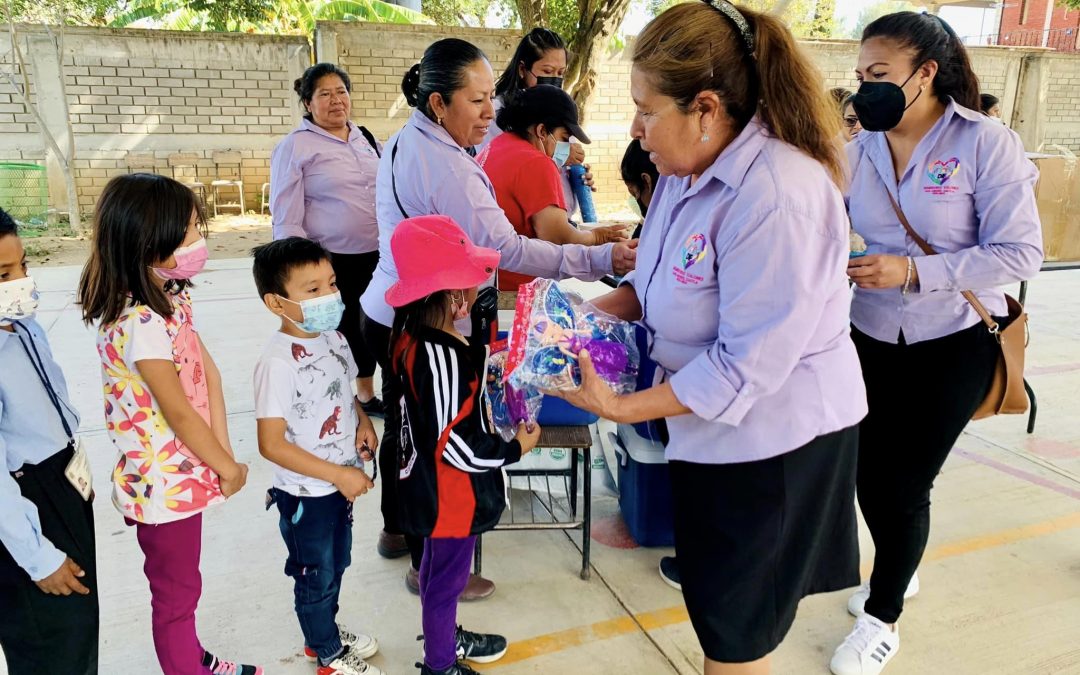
left=514, top=422, right=542, bottom=455
left=356, top=415, right=379, bottom=457
left=334, top=466, right=374, bottom=502
left=219, top=462, right=249, bottom=498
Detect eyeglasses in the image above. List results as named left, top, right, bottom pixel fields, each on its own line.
left=843, top=116, right=860, bottom=128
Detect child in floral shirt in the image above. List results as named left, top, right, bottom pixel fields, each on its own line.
left=77, top=173, right=262, bottom=675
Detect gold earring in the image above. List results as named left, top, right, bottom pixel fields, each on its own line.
left=437, top=116, right=443, bottom=126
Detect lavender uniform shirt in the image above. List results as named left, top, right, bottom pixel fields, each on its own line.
left=846, top=99, right=1043, bottom=344
left=625, top=117, right=868, bottom=464
left=270, top=118, right=382, bottom=255
left=360, top=109, right=613, bottom=328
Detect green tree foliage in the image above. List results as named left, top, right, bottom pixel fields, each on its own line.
left=848, top=0, right=916, bottom=39
left=5, top=0, right=116, bottom=25
left=110, top=0, right=433, bottom=32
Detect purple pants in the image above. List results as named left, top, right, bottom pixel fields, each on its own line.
left=420, top=536, right=476, bottom=670
left=135, top=514, right=210, bottom=675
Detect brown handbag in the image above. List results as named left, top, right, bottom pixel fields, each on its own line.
left=886, top=192, right=1029, bottom=419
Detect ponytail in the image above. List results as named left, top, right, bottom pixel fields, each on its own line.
left=863, top=12, right=980, bottom=111
left=751, top=11, right=843, bottom=185
left=400, top=38, right=488, bottom=120
left=401, top=63, right=422, bottom=108
left=633, top=2, right=843, bottom=187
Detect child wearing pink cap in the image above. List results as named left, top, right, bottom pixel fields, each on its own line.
left=385, top=215, right=541, bottom=675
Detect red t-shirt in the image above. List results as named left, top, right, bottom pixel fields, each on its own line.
left=477, top=133, right=566, bottom=291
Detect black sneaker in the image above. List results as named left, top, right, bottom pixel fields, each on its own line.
left=360, top=396, right=387, bottom=418
left=659, top=556, right=681, bottom=591
left=455, top=625, right=508, bottom=664
left=202, top=650, right=264, bottom=675
left=415, top=661, right=480, bottom=675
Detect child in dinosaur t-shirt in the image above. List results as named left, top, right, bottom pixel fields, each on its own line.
left=251, top=237, right=384, bottom=675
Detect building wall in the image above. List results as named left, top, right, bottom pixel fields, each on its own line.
left=319, top=23, right=1070, bottom=214
left=0, top=25, right=309, bottom=212
left=0, top=22, right=1077, bottom=220
left=999, top=0, right=1080, bottom=51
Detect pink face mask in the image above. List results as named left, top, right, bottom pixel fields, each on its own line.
left=153, top=238, right=208, bottom=280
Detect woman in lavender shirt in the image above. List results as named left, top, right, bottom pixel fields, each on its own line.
left=831, top=14, right=1042, bottom=675
left=554, top=3, right=867, bottom=674
left=271, top=63, right=386, bottom=416
left=358, top=38, right=637, bottom=599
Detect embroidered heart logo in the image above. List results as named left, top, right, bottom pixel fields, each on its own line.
left=681, top=233, right=708, bottom=270
left=927, top=158, right=960, bottom=186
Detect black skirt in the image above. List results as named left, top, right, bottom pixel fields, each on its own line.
left=670, top=425, right=860, bottom=663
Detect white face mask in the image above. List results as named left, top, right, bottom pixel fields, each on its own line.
left=0, top=275, right=39, bottom=326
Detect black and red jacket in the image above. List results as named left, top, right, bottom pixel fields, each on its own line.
left=394, top=326, right=522, bottom=539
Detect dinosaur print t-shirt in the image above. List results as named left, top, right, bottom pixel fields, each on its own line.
left=254, top=330, right=360, bottom=497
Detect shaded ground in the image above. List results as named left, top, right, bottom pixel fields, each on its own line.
left=22, top=214, right=272, bottom=267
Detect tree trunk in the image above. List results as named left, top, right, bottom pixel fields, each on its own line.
left=514, top=0, right=548, bottom=30
left=564, top=0, right=633, bottom=120
left=46, top=22, right=81, bottom=231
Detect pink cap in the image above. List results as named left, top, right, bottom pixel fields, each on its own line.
left=385, top=215, right=501, bottom=308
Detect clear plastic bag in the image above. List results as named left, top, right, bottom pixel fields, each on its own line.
left=506, top=279, right=639, bottom=395
left=485, top=346, right=542, bottom=442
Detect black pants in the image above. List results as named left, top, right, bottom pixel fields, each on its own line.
left=330, top=251, right=380, bottom=379
left=0, top=445, right=99, bottom=675
left=853, top=322, right=998, bottom=623
left=359, top=309, right=424, bottom=570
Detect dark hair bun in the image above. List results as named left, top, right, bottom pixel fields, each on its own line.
left=293, top=77, right=304, bottom=97
left=401, top=63, right=422, bottom=107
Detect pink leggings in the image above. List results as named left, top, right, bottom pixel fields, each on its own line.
left=135, top=514, right=210, bottom=675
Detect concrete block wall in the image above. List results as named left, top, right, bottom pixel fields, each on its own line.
left=320, top=22, right=1075, bottom=214
left=0, top=21, right=1078, bottom=218
left=1043, top=52, right=1080, bottom=151
left=0, top=25, right=309, bottom=213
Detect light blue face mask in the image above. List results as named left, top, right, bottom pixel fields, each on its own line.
left=278, top=291, right=345, bottom=334
left=549, top=135, right=572, bottom=168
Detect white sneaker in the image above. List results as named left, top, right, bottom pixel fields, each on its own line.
left=306, top=627, right=380, bottom=661
left=317, top=646, right=384, bottom=675
left=830, top=615, right=900, bottom=675
left=847, top=572, right=920, bottom=617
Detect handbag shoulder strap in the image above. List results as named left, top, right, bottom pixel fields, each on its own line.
left=884, top=190, right=1000, bottom=333
left=390, top=140, right=409, bottom=220
left=358, top=126, right=380, bottom=158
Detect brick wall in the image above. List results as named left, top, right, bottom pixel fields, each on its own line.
left=0, top=25, right=308, bottom=212
left=1043, top=52, right=1080, bottom=150
left=999, top=0, right=1080, bottom=50
left=1, top=22, right=1078, bottom=220
left=321, top=22, right=1075, bottom=214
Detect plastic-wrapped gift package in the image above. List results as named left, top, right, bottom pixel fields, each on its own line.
left=505, top=279, right=639, bottom=395
left=485, top=344, right=542, bottom=442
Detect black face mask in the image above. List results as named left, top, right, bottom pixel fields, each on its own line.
left=534, top=75, right=564, bottom=89
left=850, top=66, right=924, bottom=132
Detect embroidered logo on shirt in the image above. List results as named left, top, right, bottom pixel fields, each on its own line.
left=924, top=158, right=960, bottom=195
left=673, top=233, right=708, bottom=285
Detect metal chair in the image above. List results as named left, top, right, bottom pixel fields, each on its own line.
left=210, top=151, right=245, bottom=217
left=124, top=152, right=157, bottom=175
left=473, top=425, right=595, bottom=581
left=260, top=182, right=270, bottom=215
left=167, top=153, right=207, bottom=209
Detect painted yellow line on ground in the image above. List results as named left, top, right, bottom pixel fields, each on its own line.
left=485, top=511, right=1080, bottom=669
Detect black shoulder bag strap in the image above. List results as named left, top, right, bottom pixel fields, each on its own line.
left=390, top=141, right=409, bottom=220
left=358, top=126, right=380, bottom=158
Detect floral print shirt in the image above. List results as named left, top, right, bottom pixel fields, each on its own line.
left=97, top=291, right=224, bottom=524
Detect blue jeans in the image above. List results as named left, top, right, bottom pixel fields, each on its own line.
left=269, top=488, right=353, bottom=663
